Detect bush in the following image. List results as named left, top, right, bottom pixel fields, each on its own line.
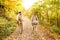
left=50, top=25, right=60, bottom=34
left=0, top=17, right=17, bottom=40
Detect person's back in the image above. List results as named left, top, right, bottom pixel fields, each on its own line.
left=31, top=13, right=39, bottom=31
left=31, top=13, right=38, bottom=25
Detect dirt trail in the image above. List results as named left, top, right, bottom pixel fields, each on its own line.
left=4, top=16, right=57, bottom=40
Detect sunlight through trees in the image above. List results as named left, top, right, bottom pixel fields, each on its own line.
left=0, top=0, right=60, bottom=40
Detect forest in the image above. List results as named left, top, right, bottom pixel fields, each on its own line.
left=0, top=0, right=60, bottom=40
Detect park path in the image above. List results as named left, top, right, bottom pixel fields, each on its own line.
left=4, top=16, right=58, bottom=40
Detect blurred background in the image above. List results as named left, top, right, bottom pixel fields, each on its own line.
left=0, top=0, right=60, bottom=40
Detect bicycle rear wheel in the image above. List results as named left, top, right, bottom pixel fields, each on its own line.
left=19, top=23, right=23, bottom=34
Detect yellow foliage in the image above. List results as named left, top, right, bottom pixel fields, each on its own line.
left=7, top=1, right=16, bottom=8
left=4, top=0, right=17, bottom=8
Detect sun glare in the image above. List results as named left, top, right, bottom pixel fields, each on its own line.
left=23, top=0, right=38, bottom=10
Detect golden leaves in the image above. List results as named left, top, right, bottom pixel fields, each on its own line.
left=4, top=0, right=16, bottom=8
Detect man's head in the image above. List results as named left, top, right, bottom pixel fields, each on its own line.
left=16, top=11, right=21, bottom=14
left=18, top=12, right=22, bottom=15
left=19, top=12, right=21, bottom=13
